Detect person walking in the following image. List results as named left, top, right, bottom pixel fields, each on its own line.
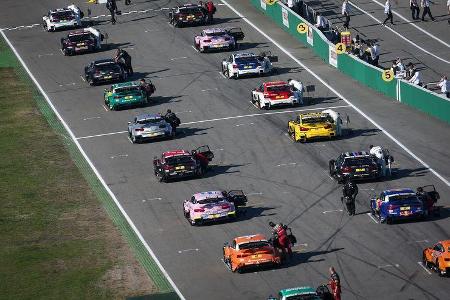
left=421, top=0, right=435, bottom=21
left=328, top=267, right=342, bottom=300
left=106, top=0, right=117, bottom=25
left=383, top=0, right=394, bottom=25
left=410, top=0, right=420, bottom=20
left=447, top=0, right=450, bottom=24
left=342, top=0, right=350, bottom=29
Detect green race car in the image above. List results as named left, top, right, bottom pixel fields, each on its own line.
left=104, top=81, right=148, bottom=111
left=268, top=286, right=329, bottom=300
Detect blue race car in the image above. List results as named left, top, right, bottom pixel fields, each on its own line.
left=370, top=188, right=425, bottom=224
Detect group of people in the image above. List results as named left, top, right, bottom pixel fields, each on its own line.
left=347, top=35, right=380, bottom=66
left=198, top=1, right=217, bottom=24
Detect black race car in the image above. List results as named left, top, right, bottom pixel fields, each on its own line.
left=84, top=59, right=126, bottom=86
left=329, top=151, right=380, bottom=183
left=61, top=27, right=103, bottom=56
left=169, top=4, right=206, bottom=27
left=153, top=146, right=214, bottom=182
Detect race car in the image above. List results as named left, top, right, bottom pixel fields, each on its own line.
left=43, top=5, right=83, bottom=32
left=422, top=240, right=450, bottom=276
left=153, top=146, right=214, bottom=182
left=252, top=81, right=301, bottom=109
left=223, top=234, right=282, bottom=273
left=370, top=188, right=425, bottom=224
left=128, top=113, right=174, bottom=143
left=221, top=52, right=277, bottom=79
left=84, top=59, right=126, bottom=86
left=169, top=4, right=206, bottom=27
left=183, top=191, right=236, bottom=225
left=329, top=151, right=381, bottom=183
left=104, top=82, right=148, bottom=111
left=194, top=27, right=244, bottom=53
left=268, top=286, right=332, bottom=300
left=60, top=27, right=103, bottom=56
left=288, top=112, right=336, bottom=142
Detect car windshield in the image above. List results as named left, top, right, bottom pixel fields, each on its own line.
left=239, top=241, right=270, bottom=250
left=137, top=118, right=162, bottom=125
left=389, top=195, right=418, bottom=203
left=166, top=155, right=194, bottom=165
left=302, top=117, right=328, bottom=124
left=267, top=85, right=290, bottom=93
left=95, top=63, right=120, bottom=72
left=344, top=157, right=374, bottom=166
left=197, top=197, right=224, bottom=204
left=68, top=33, right=92, bottom=43
left=180, top=7, right=201, bottom=14
left=206, top=32, right=226, bottom=37
left=235, top=57, right=258, bottom=64
left=114, top=87, right=142, bottom=95
left=51, top=11, right=74, bottom=20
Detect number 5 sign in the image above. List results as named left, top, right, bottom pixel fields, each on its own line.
left=382, top=69, right=394, bottom=82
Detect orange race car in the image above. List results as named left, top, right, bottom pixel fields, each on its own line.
left=223, top=234, right=282, bottom=273
left=423, top=240, right=450, bottom=276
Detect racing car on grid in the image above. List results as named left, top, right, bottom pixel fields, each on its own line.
left=329, top=151, right=384, bottom=183
left=221, top=52, right=278, bottom=79
left=153, top=146, right=214, bottom=182
left=268, top=286, right=332, bottom=300
left=104, top=82, right=149, bottom=111
left=43, top=5, right=83, bottom=32
left=422, top=240, right=450, bottom=277
left=194, top=27, right=244, bottom=53
left=128, top=113, right=174, bottom=143
left=61, top=27, right=104, bottom=56
left=251, top=80, right=301, bottom=109
left=288, top=112, right=336, bottom=142
left=370, top=188, right=425, bottom=224
left=169, top=3, right=206, bottom=27
left=223, top=234, right=282, bottom=273
left=183, top=191, right=237, bottom=225
left=84, top=59, right=126, bottom=86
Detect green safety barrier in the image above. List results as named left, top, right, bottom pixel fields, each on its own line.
left=250, top=0, right=450, bottom=124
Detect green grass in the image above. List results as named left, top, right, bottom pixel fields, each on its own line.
left=0, top=66, right=154, bottom=299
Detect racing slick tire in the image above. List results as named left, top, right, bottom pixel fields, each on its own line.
left=437, top=261, right=446, bottom=277
left=386, top=217, right=392, bottom=225
left=130, top=133, right=139, bottom=144
left=422, top=252, right=430, bottom=269
left=189, top=216, right=196, bottom=226
left=88, top=78, right=95, bottom=86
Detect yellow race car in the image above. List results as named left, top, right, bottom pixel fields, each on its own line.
left=288, top=112, right=336, bottom=142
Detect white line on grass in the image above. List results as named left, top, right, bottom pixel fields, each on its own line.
left=0, top=30, right=186, bottom=300
left=219, top=0, right=450, bottom=187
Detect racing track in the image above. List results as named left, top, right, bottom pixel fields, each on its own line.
left=1, top=0, right=450, bottom=299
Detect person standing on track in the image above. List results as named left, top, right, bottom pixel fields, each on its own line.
left=106, top=0, right=117, bottom=25
left=410, top=0, right=420, bottom=20
left=342, top=0, right=350, bottom=29
left=447, top=0, right=450, bottom=24
left=421, top=0, right=435, bottom=21
left=383, top=0, right=394, bottom=25
left=328, top=267, right=342, bottom=300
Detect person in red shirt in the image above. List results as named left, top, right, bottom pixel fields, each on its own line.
left=328, top=267, right=341, bottom=300
left=269, top=222, right=292, bottom=259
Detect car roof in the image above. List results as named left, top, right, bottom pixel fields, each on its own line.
left=233, top=52, right=257, bottom=58
left=93, top=59, right=116, bottom=65
left=193, top=191, right=224, bottom=201
left=135, top=113, right=162, bottom=121
left=234, top=234, right=267, bottom=244
left=203, top=28, right=226, bottom=34
left=163, top=150, right=191, bottom=158
left=383, top=188, right=415, bottom=196
left=68, top=29, right=91, bottom=36
left=264, top=81, right=288, bottom=87
left=279, top=286, right=317, bottom=297
left=342, top=151, right=371, bottom=158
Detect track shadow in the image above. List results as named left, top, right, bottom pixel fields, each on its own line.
left=305, top=96, right=339, bottom=105
left=237, top=205, right=277, bottom=221
left=95, top=42, right=133, bottom=53
left=236, top=42, right=270, bottom=51
left=177, top=127, right=212, bottom=138
left=342, top=128, right=382, bottom=139
left=118, top=14, right=158, bottom=24
left=295, top=247, right=345, bottom=264
left=210, top=17, right=242, bottom=25
left=150, top=95, right=183, bottom=104
left=391, top=167, right=428, bottom=179
left=129, top=69, right=170, bottom=80
left=272, top=66, right=304, bottom=75
left=203, top=163, right=247, bottom=178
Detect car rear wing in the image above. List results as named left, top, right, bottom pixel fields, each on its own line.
left=258, top=51, right=278, bottom=63
left=225, top=27, right=245, bottom=41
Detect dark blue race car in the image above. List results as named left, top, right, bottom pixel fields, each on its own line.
left=370, top=188, right=425, bottom=224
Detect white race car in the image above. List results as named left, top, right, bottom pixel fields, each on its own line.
left=43, top=5, right=83, bottom=32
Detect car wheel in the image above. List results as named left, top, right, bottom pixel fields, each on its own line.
left=225, top=69, right=231, bottom=79
left=108, top=103, right=115, bottom=111
left=88, top=78, right=95, bottom=86
left=437, top=261, right=445, bottom=276
left=131, top=134, right=139, bottom=144
left=386, top=217, right=392, bottom=225
left=329, top=163, right=335, bottom=177
left=189, top=217, right=196, bottom=226
left=422, top=252, right=429, bottom=268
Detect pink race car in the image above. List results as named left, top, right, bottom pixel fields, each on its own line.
left=183, top=191, right=237, bottom=225
left=194, top=27, right=244, bottom=53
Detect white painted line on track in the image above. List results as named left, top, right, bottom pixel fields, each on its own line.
left=247, top=192, right=263, bottom=196
left=219, top=0, right=450, bottom=187
left=178, top=248, right=199, bottom=254
left=102, top=105, right=109, bottom=112
left=0, top=30, right=187, bottom=300
left=360, top=188, right=375, bottom=191
left=58, top=82, right=76, bottom=87
left=367, top=212, right=379, bottom=223
left=142, top=197, right=163, bottom=202
left=235, top=122, right=254, bottom=127
left=367, top=0, right=450, bottom=49
left=191, top=45, right=200, bottom=52
left=276, top=162, right=298, bottom=167
left=170, top=56, right=188, bottom=61
left=83, top=116, right=101, bottom=121
left=349, top=1, right=450, bottom=64
left=201, top=88, right=218, bottom=92
left=417, top=261, right=432, bottom=275
left=80, top=75, right=86, bottom=82
left=323, top=209, right=343, bottom=214
left=174, top=110, right=192, bottom=114
left=377, top=264, right=399, bottom=269
left=110, top=154, right=128, bottom=159
left=218, top=71, right=227, bottom=79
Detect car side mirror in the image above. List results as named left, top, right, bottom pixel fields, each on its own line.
left=127, top=121, right=131, bottom=125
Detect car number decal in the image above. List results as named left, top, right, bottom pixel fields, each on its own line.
left=400, top=206, right=410, bottom=211
left=175, top=166, right=185, bottom=170
left=355, top=168, right=365, bottom=172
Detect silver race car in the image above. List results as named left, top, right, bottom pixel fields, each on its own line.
left=128, top=113, right=174, bottom=143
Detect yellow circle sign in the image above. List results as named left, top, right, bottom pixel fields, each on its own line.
left=265, top=0, right=278, bottom=5
left=335, top=43, right=346, bottom=54
left=297, top=23, right=308, bottom=34
left=382, top=69, right=394, bottom=82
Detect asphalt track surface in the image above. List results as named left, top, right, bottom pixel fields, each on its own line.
left=2, top=0, right=450, bottom=299
left=305, top=0, right=450, bottom=83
